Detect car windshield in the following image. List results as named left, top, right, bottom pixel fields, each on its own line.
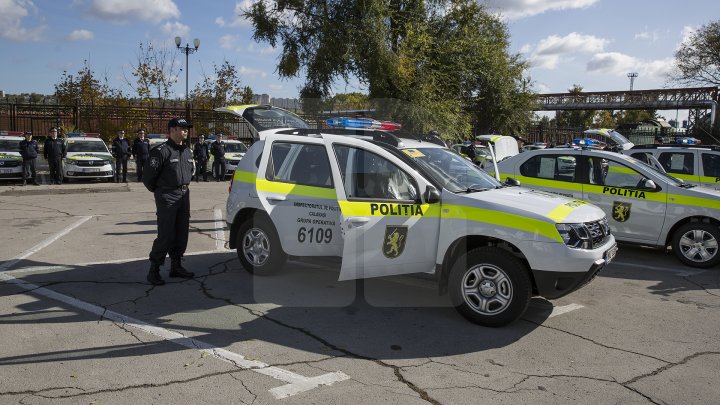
left=225, top=142, right=248, bottom=153
left=402, top=147, right=502, bottom=193
left=244, top=107, right=309, bottom=131
left=0, top=139, right=22, bottom=152
left=67, top=141, right=109, bottom=153
left=606, top=130, right=632, bottom=146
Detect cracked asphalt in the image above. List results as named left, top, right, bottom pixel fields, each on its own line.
left=1, top=180, right=719, bottom=404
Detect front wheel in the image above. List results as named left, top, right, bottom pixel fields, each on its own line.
left=671, top=222, right=720, bottom=268
left=449, top=247, right=531, bottom=327
left=236, top=214, right=287, bottom=275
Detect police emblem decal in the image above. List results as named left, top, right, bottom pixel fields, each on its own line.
left=612, top=201, right=631, bottom=222
left=150, top=157, right=160, bottom=168
left=383, top=226, right=408, bottom=258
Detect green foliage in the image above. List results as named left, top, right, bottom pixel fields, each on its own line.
left=244, top=0, right=536, bottom=140
left=615, top=109, right=657, bottom=125
left=126, top=42, right=179, bottom=106
left=191, top=61, right=250, bottom=109
left=54, top=60, right=113, bottom=106
left=554, top=85, right=595, bottom=128
left=671, top=20, right=720, bottom=87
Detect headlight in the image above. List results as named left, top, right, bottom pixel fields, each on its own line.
left=556, top=223, right=592, bottom=249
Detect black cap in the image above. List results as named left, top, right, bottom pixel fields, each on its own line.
left=24, top=131, right=32, bottom=135
left=137, top=128, right=146, bottom=133
left=49, top=127, right=58, bottom=132
left=168, top=117, right=193, bottom=129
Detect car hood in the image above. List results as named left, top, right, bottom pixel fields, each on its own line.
left=66, top=152, right=112, bottom=160
left=0, top=152, right=22, bottom=159
left=453, top=186, right=606, bottom=224
left=225, top=152, right=246, bottom=160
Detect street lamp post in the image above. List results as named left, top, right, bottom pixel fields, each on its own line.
left=175, top=36, right=200, bottom=119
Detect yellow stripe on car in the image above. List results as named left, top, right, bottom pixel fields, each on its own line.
left=546, top=200, right=589, bottom=222
left=233, top=170, right=336, bottom=200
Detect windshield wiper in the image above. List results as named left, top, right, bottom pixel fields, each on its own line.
left=458, top=187, right=489, bottom=194
left=678, top=183, right=697, bottom=189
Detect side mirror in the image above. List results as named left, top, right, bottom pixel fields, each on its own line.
left=424, top=186, right=441, bottom=204
left=639, top=178, right=658, bottom=191
left=505, top=177, right=521, bottom=187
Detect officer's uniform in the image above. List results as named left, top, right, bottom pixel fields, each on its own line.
left=143, top=121, right=195, bottom=285
left=112, top=136, right=131, bottom=182
left=19, top=135, right=39, bottom=185
left=193, top=139, right=210, bottom=182
left=44, top=136, right=66, bottom=184
left=132, top=136, right=150, bottom=182
left=210, top=139, right=226, bottom=181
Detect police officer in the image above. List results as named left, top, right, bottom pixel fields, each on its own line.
left=112, top=130, right=131, bottom=182
left=143, top=117, right=195, bottom=285
left=43, top=127, right=66, bottom=185
left=19, top=131, right=40, bottom=186
left=132, top=128, right=150, bottom=182
left=193, top=135, right=210, bottom=182
left=210, top=134, right=227, bottom=181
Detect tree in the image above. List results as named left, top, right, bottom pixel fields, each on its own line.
left=191, top=61, right=253, bottom=109
left=54, top=60, right=113, bottom=106
left=592, top=110, right=616, bottom=128
left=125, top=41, right=179, bottom=107
left=244, top=0, right=535, bottom=139
left=670, top=20, right=720, bottom=87
left=554, top=85, right=595, bottom=128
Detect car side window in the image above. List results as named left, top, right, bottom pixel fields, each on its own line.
left=658, top=152, right=694, bottom=175
left=701, top=153, right=720, bottom=177
left=519, top=154, right=577, bottom=182
left=588, top=157, right=645, bottom=188
left=267, top=142, right=332, bottom=188
left=333, top=145, right=418, bottom=201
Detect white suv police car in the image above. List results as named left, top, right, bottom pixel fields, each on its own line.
left=626, top=144, right=720, bottom=190
left=226, top=128, right=615, bottom=326
left=63, top=134, right=114, bottom=182
left=0, top=134, right=25, bottom=181
left=497, top=147, right=720, bottom=268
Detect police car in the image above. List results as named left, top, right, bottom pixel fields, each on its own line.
left=497, top=147, right=720, bottom=268
left=215, top=104, right=310, bottom=138
left=0, top=133, right=25, bottom=181
left=225, top=121, right=616, bottom=326
left=210, top=137, right=248, bottom=178
left=584, top=128, right=635, bottom=151
left=62, top=134, right=114, bottom=182
left=625, top=144, right=720, bottom=190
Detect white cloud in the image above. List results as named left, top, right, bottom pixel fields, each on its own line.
left=485, top=0, right=599, bottom=20
left=239, top=66, right=268, bottom=79
left=586, top=52, right=674, bottom=79
left=162, top=21, right=189, bottom=38
left=219, top=34, right=238, bottom=49
left=215, top=1, right=252, bottom=28
left=0, top=0, right=45, bottom=41
left=67, top=29, right=94, bottom=41
left=88, top=0, right=180, bottom=23
left=247, top=43, right=276, bottom=55
left=634, top=29, right=661, bottom=42
left=522, top=32, right=608, bottom=70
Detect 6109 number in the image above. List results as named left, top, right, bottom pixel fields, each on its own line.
left=297, top=227, right=332, bottom=244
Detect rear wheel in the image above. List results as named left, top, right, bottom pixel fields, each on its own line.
left=671, top=222, right=720, bottom=268
left=449, top=247, right=531, bottom=327
left=236, top=214, right=286, bottom=275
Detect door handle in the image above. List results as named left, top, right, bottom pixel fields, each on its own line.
left=266, top=194, right=287, bottom=203
left=348, top=217, right=370, bottom=225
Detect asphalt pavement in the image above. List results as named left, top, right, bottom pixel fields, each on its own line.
left=0, top=178, right=718, bottom=404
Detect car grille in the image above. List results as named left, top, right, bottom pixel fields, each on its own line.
left=75, top=160, right=107, bottom=167
left=585, top=218, right=611, bottom=248
left=228, top=160, right=240, bottom=165
left=0, top=160, right=21, bottom=167
left=71, top=171, right=113, bottom=177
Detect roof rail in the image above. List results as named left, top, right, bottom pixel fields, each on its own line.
left=631, top=144, right=720, bottom=151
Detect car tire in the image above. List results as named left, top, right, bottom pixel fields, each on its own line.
left=671, top=222, right=720, bottom=268
left=449, top=246, right=531, bottom=327
left=236, top=213, right=286, bottom=275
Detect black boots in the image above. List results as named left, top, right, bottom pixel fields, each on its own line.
left=169, top=259, right=194, bottom=278
left=147, top=263, right=165, bottom=285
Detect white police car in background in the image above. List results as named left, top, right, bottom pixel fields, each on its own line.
left=0, top=133, right=25, bottom=181
left=225, top=117, right=615, bottom=326
left=497, top=147, right=720, bottom=268
left=62, top=134, right=114, bottom=182
left=626, top=143, right=720, bottom=190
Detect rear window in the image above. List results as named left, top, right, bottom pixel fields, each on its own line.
left=702, top=153, right=720, bottom=177
left=658, top=152, right=694, bottom=175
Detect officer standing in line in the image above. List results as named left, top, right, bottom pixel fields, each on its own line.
left=132, top=128, right=150, bottom=182
left=210, top=133, right=226, bottom=181
left=193, top=134, right=210, bottom=182
left=43, top=127, right=66, bottom=185
left=112, top=129, right=131, bottom=183
left=143, top=117, right=195, bottom=285
left=19, top=131, right=40, bottom=186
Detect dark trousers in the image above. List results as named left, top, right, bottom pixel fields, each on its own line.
left=115, top=157, right=128, bottom=181
left=22, top=159, right=36, bottom=181
left=136, top=158, right=146, bottom=182
left=48, top=157, right=62, bottom=183
left=149, top=189, right=190, bottom=266
left=195, top=160, right=208, bottom=181
left=213, top=159, right=226, bottom=180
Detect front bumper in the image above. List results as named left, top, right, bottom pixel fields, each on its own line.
left=0, top=167, right=23, bottom=179
left=64, top=165, right=114, bottom=178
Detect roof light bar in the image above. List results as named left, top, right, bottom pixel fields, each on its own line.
left=325, top=117, right=402, bottom=131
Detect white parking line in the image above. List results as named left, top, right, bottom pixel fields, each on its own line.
left=213, top=208, right=228, bottom=251
left=0, top=217, right=349, bottom=399
left=548, top=303, right=584, bottom=318
left=610, top=260, right=705, bottom=277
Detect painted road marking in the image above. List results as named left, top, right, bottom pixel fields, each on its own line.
left=0, top=219, right=350, bottom=399
left=214, top=207, right=229, bottom=251
left=610, top=260, right=705, bottom=277
left=548, top=303, right=584, bottom=318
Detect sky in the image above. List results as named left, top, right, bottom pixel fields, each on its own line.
left=1, top=0, right=718, bottom=122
